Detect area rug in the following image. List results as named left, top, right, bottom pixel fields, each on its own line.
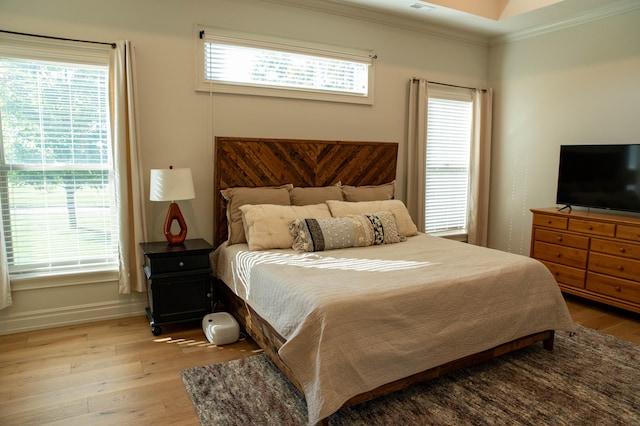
left=181, top=326, right=639, bottom=425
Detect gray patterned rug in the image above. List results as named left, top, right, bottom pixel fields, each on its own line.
left=181, top=326, right=640, bottom=425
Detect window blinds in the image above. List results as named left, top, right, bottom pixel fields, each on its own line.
left=0, top=56, right=118, bottom=277
left=425, top=96, right=472, bottom=234
left=204, top=42, right=369, bottom=95
left=197, top=27, right=374, bottom=104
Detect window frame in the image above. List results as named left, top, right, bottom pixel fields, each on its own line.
left=196, top=25, right=376, bottom=105
left=424, top=85, right=474, bottom=240
left=0, top=33, right=118, bottom=286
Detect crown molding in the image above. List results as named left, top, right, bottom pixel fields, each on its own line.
left=490, top=0, right=640, bottom=46
left=259, top=0, right=491, bottom=47
left=261, top=0, right=640, bottom=48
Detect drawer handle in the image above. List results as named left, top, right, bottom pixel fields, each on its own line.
left=619, top=247, right=626, bottom=253
left=556, top=253, right=562, bottom=258
left=588, top=226, right=593, bottom=230
left=179, top=261, right=184, bottom=267
left=617, top=265, right=624, bottom=271
left=615, top=286, right=621, bottom=292
left=547, top=220, right=552, bottom=224
left=557, top=236, right=563, bottom=242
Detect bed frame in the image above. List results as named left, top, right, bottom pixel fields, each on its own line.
left=213, top=136, right=555, bottom=424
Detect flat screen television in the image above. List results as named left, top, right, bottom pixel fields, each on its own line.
left=556, top=144, right=640, bottom=213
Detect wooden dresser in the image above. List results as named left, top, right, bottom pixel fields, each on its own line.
left=530, top=207, right=640, bottom=314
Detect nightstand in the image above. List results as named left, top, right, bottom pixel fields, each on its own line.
left=140, top=238, right=214, bottom=335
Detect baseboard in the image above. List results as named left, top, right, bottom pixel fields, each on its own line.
left=0, top=300, right=147, bottom=335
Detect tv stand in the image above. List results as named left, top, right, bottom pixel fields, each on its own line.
left=530, top=208, right=640, bottom=314
left=557, top=204, right=572, bottom=212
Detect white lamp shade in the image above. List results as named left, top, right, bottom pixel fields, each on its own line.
left=150, top=168, right=195, bottom=202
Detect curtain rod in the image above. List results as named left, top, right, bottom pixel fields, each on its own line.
left=412, top=78, right=486, bottom=92
left=0, top=29, right=116, bottom=48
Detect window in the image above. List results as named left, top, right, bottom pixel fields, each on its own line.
left=0, top=40, right=117, bottom=279
left=197, top=26, right=375, bottom=104
left=425, top=88, right=473, bottom=236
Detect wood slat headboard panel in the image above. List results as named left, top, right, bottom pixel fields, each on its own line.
left=213, top=137, right=398, bottom=247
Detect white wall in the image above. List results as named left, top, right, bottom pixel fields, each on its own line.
left=0, top=0, right=488, bottom=333
left=488, top=9, right=640, bottom=255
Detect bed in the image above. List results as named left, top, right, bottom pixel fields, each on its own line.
left=211, top=137, right=575, bottom=425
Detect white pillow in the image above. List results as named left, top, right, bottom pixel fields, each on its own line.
left=239, top=203, right=332, bottom=250
left=325, top=199, right=418, bottom=237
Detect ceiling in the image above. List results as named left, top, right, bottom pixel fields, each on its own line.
left=268, top=0, right=640, bottom=42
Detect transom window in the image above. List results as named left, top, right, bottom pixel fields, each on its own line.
left=197, top=26, right=375, bottom=105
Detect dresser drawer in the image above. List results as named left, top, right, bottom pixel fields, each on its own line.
left=534, top=229, right=589, bottom=249
left=588, top=252, right=640, bottom=281
left=586, top=272, right=640, bottom=305
left=532, top=241, right=588, bottom=269
left=533, top=214, right=567, bottom=230
left=568, top=219, right=615, bottom=237
left=144, top=253, right=211, bottom=275
left=590, top=238, right=640, bottom=261
left=617, top=224, right=640, bottom=242
left=539, top=260, right=585, bottom=289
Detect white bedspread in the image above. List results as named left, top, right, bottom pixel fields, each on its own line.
left=212, top=234, right=575, bottom=424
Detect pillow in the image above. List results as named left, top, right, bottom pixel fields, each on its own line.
left=290, top=211, right=404, bottom=252
left=326, top=199, right=418, bottom=237
left=239, top=203, right=331, bottom=250
left=289, top=184, right=343, bottom=206
left=341, top=180, right=395, bottom=201
left=221, top=184, right=293, bottom=245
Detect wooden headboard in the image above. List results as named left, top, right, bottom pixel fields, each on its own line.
left=213, top=137, right=398, bottom=247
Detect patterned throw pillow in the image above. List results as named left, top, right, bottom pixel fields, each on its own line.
left=290, top=211, right=405, bottom=252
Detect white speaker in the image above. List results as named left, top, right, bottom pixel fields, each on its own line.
left=202, top=312, right=240, bottom=345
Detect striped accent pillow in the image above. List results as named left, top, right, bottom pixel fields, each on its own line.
left=289, top=211, right=404, bottom=252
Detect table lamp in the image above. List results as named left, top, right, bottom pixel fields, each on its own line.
left=150, top=167, right=195, bottom=245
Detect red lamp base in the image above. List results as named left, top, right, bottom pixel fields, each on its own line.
left=164, top=202, right=188, bottom=245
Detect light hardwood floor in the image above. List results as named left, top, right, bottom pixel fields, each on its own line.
left=1, top=295, right=639, bottom=426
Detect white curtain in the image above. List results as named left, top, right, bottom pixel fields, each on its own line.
left=110, top=41, right=147, bottom=294
left=0, top=222, right=12, bottom=310
left=406, top=78, right=428, bottom=232
left=467, top=89, right=493, bottom=246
